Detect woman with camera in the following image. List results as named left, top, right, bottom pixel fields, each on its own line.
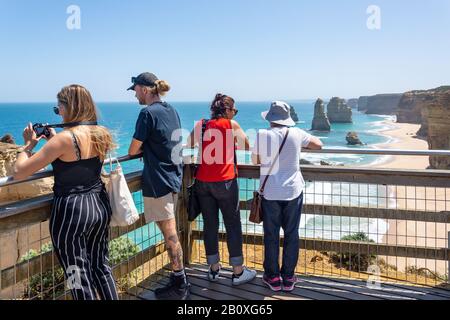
left=13, top=85, right=118, bottom=300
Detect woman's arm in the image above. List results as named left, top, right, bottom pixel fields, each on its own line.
left=186, top=120, right=203, bottom=149
left=305, top=136, right=323, bottom=150
left=231, top=120, right=250, bottom=151
left=186, top=129, right=196, bottom=149
left=13, top=124, right=66, bottom=180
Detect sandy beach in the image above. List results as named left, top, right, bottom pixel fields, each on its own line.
left=371, top=120, right=430, bottom=169
left=366, top=120, right=449, bottom=276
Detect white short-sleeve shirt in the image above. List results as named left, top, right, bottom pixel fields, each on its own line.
left=252, top=127, right=312, bottom=201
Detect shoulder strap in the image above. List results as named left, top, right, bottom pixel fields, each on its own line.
left=193, top=119, right=209, bottom=177
left=70, top=131, right=82, bottom=161
left=229, top=119, right=238, bottom=177
left=259, top=128, right=290, bottom=194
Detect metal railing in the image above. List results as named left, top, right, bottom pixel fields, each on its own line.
left=2, top=148, right=450, bottom=188
left=1, top=149, right=450, bottom=299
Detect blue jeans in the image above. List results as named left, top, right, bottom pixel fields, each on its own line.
left=262, top=193, right=303, bottom=278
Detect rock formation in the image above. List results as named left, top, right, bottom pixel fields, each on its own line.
left=0, top=142, right=55, bottom=294
left=289, top=105, right=299, bottom=123
left=0, top=134, right=15, bottom=144
left=364, top=94, right=402, bottom=115
left=358, top=96, right=369, bottom=112
left=311, top=98, right=331, bottom=131
left=396, top=86, right=450, bottom=137
left=422, top=89, right=450, bottom=169
left=327, top=97, right=352, bottom=123
left=346, top=132, right=364, bottom=145
left=0, top=142, right=54, bottom=204
left=347, top=99, right=358, bottom=109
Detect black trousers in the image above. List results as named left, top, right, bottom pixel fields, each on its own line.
left=50, top=191, right=118, bottom=300
left=195, top=179, right=244, bottom=267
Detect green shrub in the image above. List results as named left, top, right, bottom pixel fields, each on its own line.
left=108, top=237, right=142, bottom=292
left=20, top=243, right=65, bottom=300
left=20, top=237, right=141, bottom=299
left=329, top=232, right=377, bottom=272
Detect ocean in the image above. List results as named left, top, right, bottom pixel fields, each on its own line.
left=0, top=101, right=394, bottom=248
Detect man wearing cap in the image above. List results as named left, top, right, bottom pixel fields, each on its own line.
left=251, top=101, right=323, bottom=292
left=128, top=72, right=191, bottom=300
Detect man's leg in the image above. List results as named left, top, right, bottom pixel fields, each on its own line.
left=146, top=193, right=190, bottom=300
left=156, top=218, right=184, bottom=271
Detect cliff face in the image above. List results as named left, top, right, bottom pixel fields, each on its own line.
left=311, top=98, right=331, bottom=131
left=396, top=86, right=450, bottom=137
left=0, top=142, right=54, bottom=205
left=424, top=90, right=450, bottom=169
left=0, top=142, right=54, bottom=279
left=364, top=94, right=402, bottom=115
left=346, top=99, right=358, bottom=109
left=327, top=97, right=352, bottom=123
left=358, top=96, right=369, bottom=111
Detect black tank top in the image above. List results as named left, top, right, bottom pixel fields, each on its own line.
left=52, top=131, right=104, bottom=197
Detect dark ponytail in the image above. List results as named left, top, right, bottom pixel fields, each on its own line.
left=210, top=93, right=235, bottom=119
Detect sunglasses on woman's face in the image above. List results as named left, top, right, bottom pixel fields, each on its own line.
left=53, top=104, right=64, bottom=115
left=226, top=108, right=238, bottom=116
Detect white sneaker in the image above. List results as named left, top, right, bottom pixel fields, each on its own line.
left=208, top=265, right=221, bottom=282
left=232, top=267, right=257, bottom=286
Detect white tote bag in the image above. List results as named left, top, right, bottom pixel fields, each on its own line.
left=102, top=156, right=140, bottom=227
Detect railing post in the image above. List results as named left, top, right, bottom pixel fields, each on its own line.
left=179, top=164, right=195, bottom=266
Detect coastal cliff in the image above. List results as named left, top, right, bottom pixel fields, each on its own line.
left=346, top=99, right=358, bottom=109
left=0, top=142, right=54, bottom=204
left=423, top=89, right=450, bottom=169
left=365, top=94, right=402, bottom=115
left=311, top=98, right=331, bottom=131
left=0, top=142, right=54, bottom=275
left=358, top=96, right=369, bottom=111
left=396, top=86, right=450, bottom=137
left=327, top=97, right=352, bottom=123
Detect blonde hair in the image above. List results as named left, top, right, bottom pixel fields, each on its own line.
left=57, top=84, right=115, bottom=161
left=143, top=79, right=171, bottom=96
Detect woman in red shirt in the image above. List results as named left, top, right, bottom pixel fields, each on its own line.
left=188, top=94, right=257, bottom=286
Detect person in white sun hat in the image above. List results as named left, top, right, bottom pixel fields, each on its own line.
left=252, top=101, right=323, bottom=292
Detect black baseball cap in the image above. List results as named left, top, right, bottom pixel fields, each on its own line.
left=127, top=72, right=159, bottom=91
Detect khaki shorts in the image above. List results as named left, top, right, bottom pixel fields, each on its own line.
left=143, top=193, right=178, bottom=223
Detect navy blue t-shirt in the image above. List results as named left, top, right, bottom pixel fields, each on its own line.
left=133, top=102, right=183, bottom=198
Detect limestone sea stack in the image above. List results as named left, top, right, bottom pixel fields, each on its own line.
left=327, top=97, right=352, bottom=123
left=311, top=98, right=331, bottom=131
left=289, top=105, right=300, bottom=123
left=346, top=132, right=364, bottom=145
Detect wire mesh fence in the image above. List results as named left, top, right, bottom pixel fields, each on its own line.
left=189, top=165, right=450, bottom=288
left=1, top=162, right=450, bottom=300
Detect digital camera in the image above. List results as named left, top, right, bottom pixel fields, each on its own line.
left=32, top=123, right=52, bottom=138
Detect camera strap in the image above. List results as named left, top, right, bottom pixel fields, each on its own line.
left=49, top=121, right=98, bottom=129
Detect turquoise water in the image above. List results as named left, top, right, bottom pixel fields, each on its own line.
left=0, top=101, right=394, bottom=170
left=0, top=102, right=394, bottom=247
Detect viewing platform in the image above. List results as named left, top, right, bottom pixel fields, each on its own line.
left=1, top=149, right=450, bottom=300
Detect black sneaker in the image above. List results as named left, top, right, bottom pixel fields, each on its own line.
left=154, top=274, right=191, bottom=300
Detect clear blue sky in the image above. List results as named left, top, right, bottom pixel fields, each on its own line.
left=0, top=0, right=449, bottom=102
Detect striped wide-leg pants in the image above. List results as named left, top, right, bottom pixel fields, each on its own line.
left=50, top=190, right=119, bottom=300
